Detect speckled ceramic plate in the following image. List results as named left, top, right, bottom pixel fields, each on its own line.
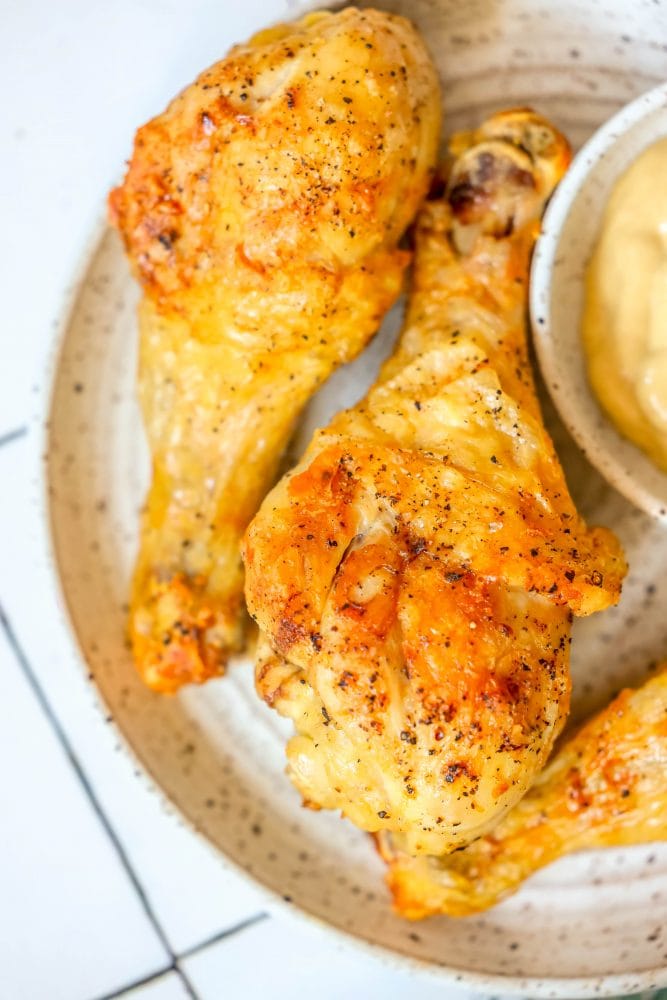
left=43, top=1, right=667, bottom=996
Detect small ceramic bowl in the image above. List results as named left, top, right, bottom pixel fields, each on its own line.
left=530, top=81, right=667, bottom=522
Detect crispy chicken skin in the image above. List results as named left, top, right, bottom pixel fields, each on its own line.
left=244, top=110, right=626, bottom=856
left=379, top=665, right=667, bottom=918
left=109, top=8, right=441, bottom=692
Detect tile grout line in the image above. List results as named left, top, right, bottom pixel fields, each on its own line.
left=0, top=426, right=27, bottom=449
left=95, top=964, right=199, bottom=1000
left=91, top=963, right=176, bottom=1000
left=0, top=601, right=201, bottom=999
left=173, top=967, right=198, bottom=1000
left=178, top=912, right=269, bottom=961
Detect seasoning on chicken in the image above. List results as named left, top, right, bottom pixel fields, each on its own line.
left=379, top=664, right=667, bottom=918
left=109, top=7, right=441, bottom=692
left=244, top=110, right=626, bottom=857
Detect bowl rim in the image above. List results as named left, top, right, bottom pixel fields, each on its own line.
left=530, top=79, right=667, bottom=522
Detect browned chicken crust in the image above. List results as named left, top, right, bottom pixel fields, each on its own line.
left=379, top=664, right=667, bottom=917
left=244, top=110, right=626, bottom=856
left=109, top=7, right=441, bottom=692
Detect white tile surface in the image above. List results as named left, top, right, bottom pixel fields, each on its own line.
left=0, top=626, right=169, bottom=1000
left=0, top=438, right=266, bottom=955
left=183, top=913, right=484, bottom=1000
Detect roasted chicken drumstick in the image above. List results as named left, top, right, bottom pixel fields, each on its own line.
left=379, top=664, right=667, bottom=918
left=244, top=110, right=626, bottom=857
left=110, top=8, right=440, bottom=692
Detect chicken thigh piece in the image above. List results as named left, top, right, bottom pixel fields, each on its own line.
left=109, top=8, right=441, bottom=692
left=379, top=665, right=667, bottom=918
left=244, top=110, right=626, bottom=857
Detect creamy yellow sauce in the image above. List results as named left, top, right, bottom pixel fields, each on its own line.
left=583, top=137, right=667, bottom=472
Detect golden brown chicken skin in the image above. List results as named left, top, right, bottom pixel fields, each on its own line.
left=109, top=8, right=441, bottom=692
left=379, top=664, right=667, bottom=918
left=244, top=110, right=626, bottom=856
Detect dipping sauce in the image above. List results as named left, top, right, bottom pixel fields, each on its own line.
left=583, top=137, right=667, bottom=472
